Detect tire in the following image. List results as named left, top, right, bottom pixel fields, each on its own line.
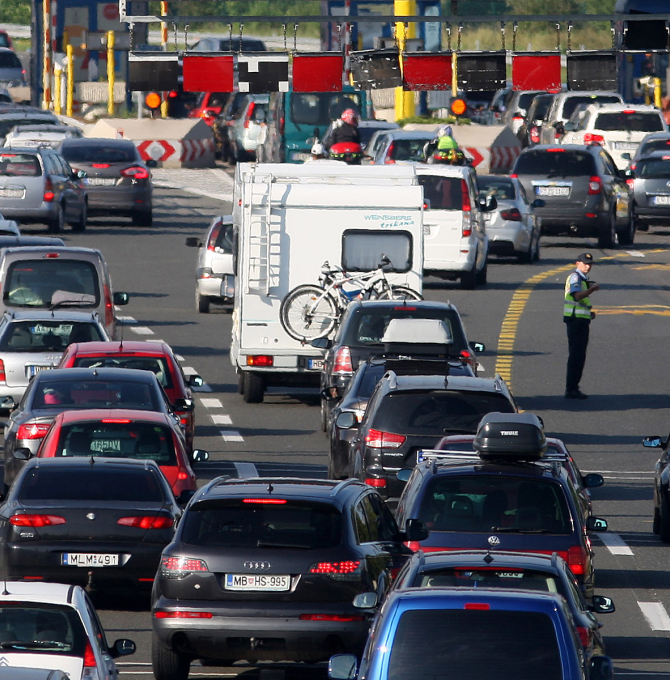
left=242, top=371, right=265, bottom=404
left=597, top=210, right=616, bottom=249
left=320, top=398, right=331, bottom=433
left=195, top=290, right=210, bottom=314
left=475, top=261, right=488, bottom=286
left=280, top=284, right=338, bottom=342
left=152, top=634, right=191, bottom=680
left=71, top=201, right=87, bottom=233
left=617, top=209, right=636, bottom=246
left=517, top=234, right=538, bottom=264
left=132, top=209, right=153, bottom=227
left=660, top=492, right=670, bottom=543
left=237, top=372, right=244, bottom=394
left=460, top=261, right=477, bottom=290
left=653, top=503, right=661, bottom=535
left=376, top=285, right=423, bottom=301
left=47, top=204, right=63, bottom=234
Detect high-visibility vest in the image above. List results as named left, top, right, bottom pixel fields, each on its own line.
left=437, top=135, right=458, bottom=150
left=564, top=273, right=592, bottom=320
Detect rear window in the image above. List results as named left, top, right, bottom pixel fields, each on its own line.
left=517, top=92, right=543, bottom=112
left=415, top=567, right=560, bottom=592
left=0, top=119, right=57, bottom=138
left=530, top=95, right=553, bottom=120
left=0, top=603, right=87, bottom=657
left=388, top=609, right=563, bottom=680
left=514, top=149, right=596, bottom=177
left=353, top=364, right=387, bottom=400
left=0, top=320, right=103, bottom=351
left=0, top=153, right=40, bottom=177
left=478, top=177, right=516, bottom=200
left=4, top=259, right=100, bottom=309
left=181, top=499, right=343, bottom=549
left=19, top=467, right=165, bottom=502
left=561, top=95, right=621, bottom=119
left=636, top=158, right=670, bottom=178
left=31, top=378, right=159, bottom=411
left=60, top=144, right=137, bottom=163
left=342, top=229, right=412, bottom=273
left=389, top=138, right=428, bottom=162
left=0, top=51, right=20, bottom=69
left=290, top=93, right=362, bottom=126
left=639, top=138, right=670, bottom=156
left=372, top=390, right=515, bottom=435
left=418, top=176, right=463, bottom=210
left=418, top=475, right=572, bottom=534
left=54, top=422, right=177, bottom=465
left=73, top=356, right=173, bottom=389
left=594, top=112, right=664, bottom=133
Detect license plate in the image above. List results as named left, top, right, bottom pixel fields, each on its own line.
left=87, top=178, right=115, bottom=187
left=25, top=365, right=52, bottom=378
left=615, top=142, right=638, bottom=150
left=292, top=152, right=310, bottom=162
left=653, top=195, right=670, bottom=205
left=308, top=359, right=324, bottom=370
left=0, top=188, right=23, bottom=198
left=62, top=553, right=119, bottom=567
left=536, top=186, right=570, bottom=197
left=225, top=574, right=291, bottom=591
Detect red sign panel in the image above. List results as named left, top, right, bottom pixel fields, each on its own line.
left=292, top=53, right=343, bottom=92
left=403, top=52, right=453, bottom=91
left=511, top=53, right=562, bottom=93
left=181, top=55, right=234, bottom=93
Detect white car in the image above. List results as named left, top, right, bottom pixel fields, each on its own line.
left=0, top=581, right=135, bottom=679
left=4, top=125, right=82, bottom=150
left=561, top=103, right=667, bottom=169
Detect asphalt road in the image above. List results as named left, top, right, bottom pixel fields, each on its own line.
left=12, top=180, right=670, bottom=679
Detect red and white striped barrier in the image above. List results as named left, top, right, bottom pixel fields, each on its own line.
left=133, top=138, right=214, bottom=167
left=462, top=146, right=521, bottom=174
left=181, top=138, right=214, bottom=163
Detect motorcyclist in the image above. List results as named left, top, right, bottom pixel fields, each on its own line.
left=327, top=109, right=362, bottom=147
left=304, top=140, right=331, bottom=162
left=424, top=125, right=467, bottom=165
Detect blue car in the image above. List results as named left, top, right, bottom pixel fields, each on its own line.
left=328, top=588, right=614, bottom=680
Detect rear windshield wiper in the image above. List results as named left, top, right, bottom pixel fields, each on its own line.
left=256, top=540, right=311, bottom=550
left=49, top=299, right=94, bottom=310
left=491, top=527, right=555, bottom=534
left=0, top=640, right=69, bottom=650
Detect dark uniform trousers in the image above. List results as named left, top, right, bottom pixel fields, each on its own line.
left=565, top=317, right=590, bottom=392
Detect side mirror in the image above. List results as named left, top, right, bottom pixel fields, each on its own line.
left=177, top=489, right=195, bottom=506
left=146, top=159, right=158, bottom=168
left=621, top=152, right=631, bottom=161
left=187, top=374, right=204, bottom=388
left=396, top=468, right=413, bottom=483
left=328, top=654, right=358, bottom=680
left=320, top=387, right=340, bottom=402
left=13, top=448, right=32, bottom=460
left=531, top=198, right=545, bottom=208
left=111, top=639, right=136, bottom=658
left=469, top=341, right=485, bottom=353
left=192, top=449, right=209, bottom=463
left=311, top=337, right=332, bottom=350
left=643, top=436, right=663, bottom=448
left=185, top=237, right=203, bottom=248
left=174, top=398, right=194, bottom=412
left=583, top=473, right=604, bottom=489
left=0, top=396, right=15, bottom=411
left=335, top=412, right=357, bottom=430
left=587, top=516, right=608, bottom=532
left=352, top=592, right=377, bottom=609
left=590, top=595, right=615, bottom=614
left=403, top=518, right=429, bottom=542
left=113, top=292, right=129, bottom=306
left=590, top=656, right=614, bottom=680
left=479, top=195, right=497, bottom=212
left=75, top=169, right=87, bottom=179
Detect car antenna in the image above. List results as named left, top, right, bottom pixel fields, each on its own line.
left=267, top=482, right=274, bottom=495
left=119, top=321, right=124, bottom=351
left=2, top=580, right=8, bottom=596
left=89, top=455, right=95, bottom=466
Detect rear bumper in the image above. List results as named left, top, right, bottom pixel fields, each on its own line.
left=537, top=208, right=606, bottom=233
left=87, top=185, right=152, bottom=215
left=488, top=226, right=528, bottom=252
left=1, top=205, right=59, bottom=223
left=197, top=274, right=235, bottom=301
left=633, top=205, right=670, bottom=222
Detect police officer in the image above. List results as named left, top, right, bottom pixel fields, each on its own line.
left=564, top=253, right=600, bottom=399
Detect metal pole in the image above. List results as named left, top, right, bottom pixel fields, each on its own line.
left=161, top=0, right=168, bottom=118
left=66, top=43, right=73, bottom=116
left=451, top=51, right=457, bottom=97
left=107, top=30, right=115, bottom=116
left=42, top=0, right=51, bottom=109
left=54, top=63, right=61, bottom=115
left=394, top=0, right=416, bottom=121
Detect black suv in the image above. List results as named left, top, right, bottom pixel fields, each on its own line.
left=511, top=144, right=633, bottom=248
left=151, top=477, right=427, bottom=678
left=345, top=373, right=516, bottom=500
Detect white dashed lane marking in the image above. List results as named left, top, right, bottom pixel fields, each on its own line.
left=176, top=355, right=185, bottom=362
left=182, top=366, right=198, bottom=375
left=200, top=398, right=223, bottom=409
left=234, top=462, right=259, bottom=478
left=221, top=430, right=244, bottom=442
left=596, top=532, right=634, bottom=556
left=638, top=602, right=670, bottom=631
left=210, top=414, right=233, bottom=425
left=130, top=326, right=154, bottom=336
left=117, top=316, right=137, bottom=324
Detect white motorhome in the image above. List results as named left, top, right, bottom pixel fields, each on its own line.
left=231, top=164, right=424, bottom=403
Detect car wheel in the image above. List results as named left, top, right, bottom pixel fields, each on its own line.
left=653, top=503, right=661, bottom=535
left=460, top=260, right=477, bottom=290
left=195, top=289, right=210, bottom=314
left=242, top=371, right=265, bottom=403
left=47, top=204, right=63, bottom=233
left=320, top=398, right=331, bottom=433
left=71, top=201, right=87, bottom=233
left=660, top=491, right=670, bottom=543
left=237, top=372, right=244, bottom=394
left=152, top=634, right=191, bottom=680
left=617, top=208, right=636, bottom=246
left=597, top=210, right=616, bottom=249
left=475, top=261, right=487, bottom=286
left=132, top=209, right=153, bottom=227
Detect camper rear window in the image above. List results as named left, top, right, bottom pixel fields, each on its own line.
left=341, top=230, right=412, bottom=273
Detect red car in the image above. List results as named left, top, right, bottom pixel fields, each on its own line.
left=32, top=409, right=207, bottom=499
left=57, top=341, right=202, bottom=454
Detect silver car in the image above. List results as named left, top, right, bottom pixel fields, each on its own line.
left=0, top=309, right=110, bottom=406
left=4, top=124, right=83, bottom=149
left=627, top=151, right=670, bottom=231
left=186, top=215, right=235, bottom=313
left=229, top=94, right=270, bottom=163
left=477, top=175, right=543, bottom=263
left=0, top=109, right=60, bottom=145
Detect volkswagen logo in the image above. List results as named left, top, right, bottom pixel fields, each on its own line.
left=244, top=561, right=270, bottom=571
left=86, top=513, right=95, bottom=521
left=487, top=535, right=501, bottom=547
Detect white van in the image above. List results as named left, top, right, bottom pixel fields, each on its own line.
left=231, top=164, right=424, bottom=403
left=416, top=165, right=491, bottom=289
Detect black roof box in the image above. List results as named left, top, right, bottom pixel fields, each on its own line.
left=474, top=412, right=546, bottom=460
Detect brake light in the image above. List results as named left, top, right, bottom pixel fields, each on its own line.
left=500, top=208, right=522, bottom=221
left=365, top=428, right=406, bottom=449
left=247, top=355, right=273, bottom=367
left=547, top=148, right=565, bottom=152
left=459, top=349, right=475, bottom=366
left=365, top=478, right=386, bottom=488
left=0, top=358, right=5, bottom=383
left=461, top=179, right=471, bottom=212
left=622, top=109, right=635, bottom=114
left=118, top=516, right=174, bottom=529
left=17, top=423, right=50, bottom=440
left=567, top=545, right=587, bottom=576
left=10, top=514, right=66, bottom=527
left=279, top=116, right=285, bottom=135
left=333, top=346, right=353, bottom=375
left=120, top=166, right=150, bottom=180
left=104, top=284, right=113, bottom=329
left=626, top=178, right=635, bottom=188
left=207, top=221, right=222, bottom=251
left=530, top=126, right=540, bottom=144
left=509, top=173, right=518, bottom=179
left=45, top=253, right=59, bottom=258
left=584, top=133, right=604, bottom=145
left=299, top=614, right=364, bottom=621
left=154, top=611, right=213, bottom=619
left=513, top=116, right=524, bottom=122
left=92, top=163, right=110, bottom=168
left=83, top=640, right=96, bottom=667
left=101, top=418, right=132, bottom=424
left=43, top=177, right=54, bottom=202
left=464, top=603, right=490, bottom=610
left=242, top=498, right=287, bottom=504
left=588, top=176, right=602, bottom=195
left=177, top=470, right=189, bottom=480
left=385, top=142, right=396, bottom=164
left=244, top=102, right=256, bottom=129
left=160, top=557, right=208, bottom=576
left=576, top=625, right=590, bottom=648
left=309, top=561, right=361, bottom=574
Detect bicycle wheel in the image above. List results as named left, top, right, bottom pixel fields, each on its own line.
left=377, top=285, right=424, bottom=301
left=280, top=284, right=338, bottom=341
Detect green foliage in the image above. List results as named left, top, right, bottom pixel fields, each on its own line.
left=0, top=0, right=31, bottom=24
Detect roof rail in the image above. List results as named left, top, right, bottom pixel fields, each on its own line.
left=330, top=478, right=361, bottom=496
left=418, top=450, right=480, bottom=465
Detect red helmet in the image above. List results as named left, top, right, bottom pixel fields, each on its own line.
left=341, top=109, right=359, bottom=126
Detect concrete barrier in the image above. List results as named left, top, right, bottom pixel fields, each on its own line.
left=84, top=118, right=215, bottom=168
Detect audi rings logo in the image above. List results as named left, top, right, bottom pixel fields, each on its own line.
left=487, top=535, right=501, bottom=547
left=244, top=561, right=271, bottom=571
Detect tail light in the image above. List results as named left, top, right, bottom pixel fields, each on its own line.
left=244, top=102, right=256, bottom=129
left=309, top=560, right=361, bottom=574
left=118, top=516, right=174, bottom=529
left=333, top=346, right=353, bottom=375
left=154, top=611, right=212, bottom=619
left=576, top=625, right=590, bottom=648
left=247, top=355, right=273, bottom=367
left=464, top=603, right=490, bottom=610
left=120, top=166, right=150, bottom=180
left=385, top=142, right=396, bottom=164
left=104, top=284, right=113, bottom=329
left=207, top=220, right=222, bottom=251
left=461, top=179, right=472, bottom=237
left=530, top=126, right=540, bottom=144
left=83, top=640, right=97, bottom=668
left=459, top=349, right=475, bottom=367
left=567, top=545, right=587, bottom=576
left=175, top=413, right=189, bottom=427
left=299, top=614, right=364, bottom=621
left=512, top=116, right=524, bottom=124
left=365, top=478, right=386, bottom=488
left=177, top=470, right=189, bottom=480
left=626, top=178, right=635, bottom=189
left=43, top=177, right=54, bottom=202
left=365, top=428, right=406, bottom=449
left=10, top=514, right=66, bottom=527
left=588, top=176, right=602, bottom=195
left=500, top=208, right=522, bottom=221
left=17, top=423, right=50, bottom=440
left=584, top=133, right=604, bottom=145
left=0, top=358, right=5, bottom=383
left=160, top=556, right=208, bottom=577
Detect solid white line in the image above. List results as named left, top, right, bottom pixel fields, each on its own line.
left=182, top=366, right=197, bottom=375
left=130, top=326, right=154, bottom=335
left=638, top=601, right=670, bottom=631
left=116, top=315, right=137, bottom=323
left=210, top=414, right=233, bottom=425
left=596, top=532, right=634, bottom=556
left=234, top=461, right=258, bottom=478
left=585, top=470, right=654, bottom=475
left=602, top=476, right=653, bottom=481
left=200, top=398, right=223, bottom=409
left=221, top=430, right=244, bottom=442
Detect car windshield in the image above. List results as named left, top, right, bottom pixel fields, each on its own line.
left=478, top=178, right=516, bottom=200
left=4, top=259, right=100, bottom=308
left=636, top=158, right=670, bottom=178
left=54, top=422, right=177, bottom=465
left=72, top=356, right=173, bottom=388
left=19, top=467, right=165, bottom=502
left=389, top=138, right=429, bottom=162
left=595, top=112, right=664, bottom=133
left=31, top=379, right=159, bottom=411
left=415, top=567, right=561, bottom=593
left=387, top=609, right=563, bottom=680
left=181, top=499, right=343, bottom=549
left=0, top=321, right=103, bottom=352
left=418, top=176, right=464, bottom=210
left=418, top=475, right=572, bottom=534
left=561, top=95, right=621, bottom=119
left=291, top=93, right=362, bottom=126
left=0, top=603, right=87, bottom=656
left=514, top=149, right=596, bottom=177
left=0, top=153, right=40, bottom=177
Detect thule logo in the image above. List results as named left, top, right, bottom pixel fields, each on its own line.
left=500, top=430, right=518, bottom=436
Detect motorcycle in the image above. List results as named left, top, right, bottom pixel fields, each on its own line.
left=329, top=141, right=363, bottom=165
